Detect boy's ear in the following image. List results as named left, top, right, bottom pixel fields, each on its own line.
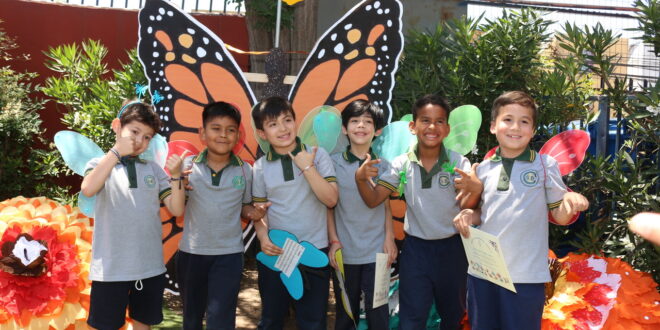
left=256, top=129, right=266, bottom=140
left=408, top=120, right=416, bottom=135
left=111, top=118, right=121, bottom=135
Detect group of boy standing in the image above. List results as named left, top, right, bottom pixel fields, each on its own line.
left=81, top=91, right=588, bottom=330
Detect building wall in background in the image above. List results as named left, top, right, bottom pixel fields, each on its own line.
left=0, top=0, right=248, bottom=140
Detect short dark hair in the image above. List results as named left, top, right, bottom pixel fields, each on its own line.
left=491, top=91, right=538, bottom=126
left=411, top=94, right=451, bottom=121
left=119, top=100, right=161, bottom=133
left=251, top=96, right=296, bottom=130
left=203, top=101, right=241, bottom=127
left=341, top=99, right=386, bottom=130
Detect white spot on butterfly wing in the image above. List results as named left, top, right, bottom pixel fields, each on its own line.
left=334, top=43, right=344, bottom=54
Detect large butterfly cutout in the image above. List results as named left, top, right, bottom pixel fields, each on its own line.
left=137, top=0, right=404, bottom=293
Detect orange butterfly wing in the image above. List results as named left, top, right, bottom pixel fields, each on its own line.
left=288, top=0, right=403, bottom=123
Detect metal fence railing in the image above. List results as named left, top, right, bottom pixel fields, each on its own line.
left=38, top=0, right=243, bottom=15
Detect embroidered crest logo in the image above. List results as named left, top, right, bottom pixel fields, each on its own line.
left=520, top=170, right=539, bottom=187
left=232, top=176, right=245, bottom=189
left=144, top=175, right=156, bottom=188
left=438, top=173, right=451, bottom=188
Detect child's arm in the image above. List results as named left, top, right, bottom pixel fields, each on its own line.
left=254, top=214, right=283, bottom=256
left=327, top=208, right=342, bottom=269
left=454, top=163, right=483, bottom=209
left=383, top=200, right=397, bottom=267
left=550, top=192, right=589, bottom=225
left=355, top=154, right=393, bottom=208
left=81, top=135, right=135, bottom=197
left=453, top=208, right=482, bottom=238
left=161, top=152, right=188, bottom=217
left=290, top=147, right=338, bottom=208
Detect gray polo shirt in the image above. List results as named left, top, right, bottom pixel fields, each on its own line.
left=178, top=150, right=252, bottom=255
left=380, top=145, right=470, bottom=240
left=477, top=148, right=567, bottom=283
left=332, top=148, right=392, bottom=264
left=252, top=139, right=336, bottom=249
left=85, top=157, right=170, bottom=281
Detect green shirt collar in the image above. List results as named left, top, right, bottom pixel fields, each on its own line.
left=266, top=137, right=305, bottom=161
left=193, top=149, right=243, bottom=166
left=342, top=146, right=378, bottom=164
left=490, top=147, right=536, bottom=163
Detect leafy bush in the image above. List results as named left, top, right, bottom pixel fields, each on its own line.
left=0, top=22, right=66, bottom=201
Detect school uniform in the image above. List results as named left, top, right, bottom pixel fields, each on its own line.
left=252, top=138, right=336, bottom=330
left=331, top=148, right=391, bottom=330
left=468, top=147, right=567, bottom=329
left=379, top=145, right=471, bottom=330
left=85, top=156, right=170, bottom=330
left=176, top=150, right=252, bottom=330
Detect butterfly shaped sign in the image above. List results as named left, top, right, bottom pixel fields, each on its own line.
left=256, top=229, right=329, bottom=300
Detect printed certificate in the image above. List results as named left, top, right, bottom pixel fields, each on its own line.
left=460, top=227, right=516, bottom=292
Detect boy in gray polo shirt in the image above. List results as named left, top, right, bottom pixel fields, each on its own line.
left=81, top=102, right=186, bottom=330
left=355, top=95, right=481, bottom=330
left=251, top=96, right=338, bottom=330
left=327, top=100, right=397, bottom=329
left=169, top=102, right=264, bottom=330
left=453, top=91, right=589, bottom=329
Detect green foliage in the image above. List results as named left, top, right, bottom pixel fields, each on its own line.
left=632, top=0, right=660, bottom=56
left=42, top=40, right=148, bottom=152
left=0, top=23, right=66, bottom=201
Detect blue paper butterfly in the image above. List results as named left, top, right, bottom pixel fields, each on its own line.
left=256, top=229, right=329, bottom=300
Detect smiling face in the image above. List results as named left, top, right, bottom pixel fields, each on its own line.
left=200, top=115, right=239, bottom=157
left=257, top=111, right=297, bottom=153
left=343, top=113, right=380, bottom=147
left=116, top=120, right=156, bottom=156
left=490, top=103, right=535, bottom=158
left=409, top=103, right=450, bottom=150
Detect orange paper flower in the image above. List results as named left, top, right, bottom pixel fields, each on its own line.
left=0, top=196, right=92, bottom=329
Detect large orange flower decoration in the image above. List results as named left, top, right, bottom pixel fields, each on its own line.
left=0, top=196, right=92, bottom=329
left=542, top=253, right=660, bottom=330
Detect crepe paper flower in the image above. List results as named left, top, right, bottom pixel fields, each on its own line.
left=441, top=161, right=457, bottom=175
left=397, top=171, right=407, bottom=196
left=256, top=229, right=328, bottom=300
left=0, top=196, right=93, bottom=329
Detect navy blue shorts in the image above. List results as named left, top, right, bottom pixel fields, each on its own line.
left=467, top=275, right=545, bottom=329
left=87, top=273, right=166, bottom=330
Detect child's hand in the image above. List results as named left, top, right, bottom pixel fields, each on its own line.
left=290, top=146, right=317, bottom=171
left=166, top=151, right=189, bottom=178
left=113, top=135, right=136, bottom=156
left=248, top=202, right=271, bottom=221
left=453, top=209, right=480, bottom=238
left=260, top=236, right=283, bottom=256
left=355, top=153, right=380, bottom=186
left=383, top=236, right=397, bottom=268
left=328, top=241, right=342, bottom=269
left=561, top=191, right=589, bottom=215
left=454, top=163, right=482, bottom=201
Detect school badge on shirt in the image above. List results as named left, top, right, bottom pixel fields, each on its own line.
left=520, top=170, right=539, bottom=187
left=232, top=176, right=245, bottom=190
left=144, top=175, right=156, bottom=188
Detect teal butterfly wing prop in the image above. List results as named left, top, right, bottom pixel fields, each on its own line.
left=372, top=116, right=415, bottom=162
left=297, top=106, right=345, bottom=154
left=256, top=229, right=329, bottom=300
left=443, top=105, right=482, bottom=156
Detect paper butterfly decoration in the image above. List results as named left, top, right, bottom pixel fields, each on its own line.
left=256, top=229, right=329, bottom=300
left=137, top=0, right=404, bottom=293
left=484, top=129, right=591, bottom=224
left=53, top=130, right=169, bottom=218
